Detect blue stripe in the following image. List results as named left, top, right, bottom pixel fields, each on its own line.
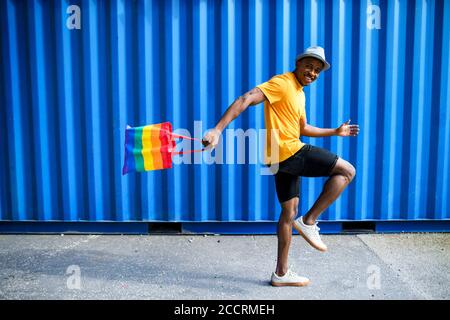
left=112, top=0, right=130, bottom=221
left=426, top=0, right=443, bottom=219
left=436, top=0, right=450, bottom=219
left=124, top=127, right=136, bottom=174
left=400, top=0, right=416, bottom=220
left=6, top=0, right=26, bottom=220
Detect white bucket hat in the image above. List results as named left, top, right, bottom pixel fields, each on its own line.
left=295, top=46, right=330, bottom=71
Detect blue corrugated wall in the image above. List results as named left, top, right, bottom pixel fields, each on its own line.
left=0, top=0, right=449, bottom=223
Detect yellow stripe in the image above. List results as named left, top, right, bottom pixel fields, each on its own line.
left=142, top=125, right=155, bottom=170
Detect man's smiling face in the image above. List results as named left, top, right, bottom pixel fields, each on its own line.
left=295, top=57, right=324, bottom=86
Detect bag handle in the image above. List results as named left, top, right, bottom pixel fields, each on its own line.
left=170, top=132, right=206, bottom=155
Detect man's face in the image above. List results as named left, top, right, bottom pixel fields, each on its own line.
left=296, top=57, right=324, bottom=86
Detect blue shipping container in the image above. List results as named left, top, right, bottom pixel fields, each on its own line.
left=0, top=0, right=449, bottom=230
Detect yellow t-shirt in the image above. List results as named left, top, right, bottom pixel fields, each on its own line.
left=257, top=72, right=306, bottom=165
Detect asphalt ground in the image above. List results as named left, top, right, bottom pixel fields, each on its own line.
left=0, top=233, right=449, bottom=300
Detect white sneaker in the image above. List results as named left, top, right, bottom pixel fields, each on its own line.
left=271, top=269, right=310, bottom=287
left=293, top=216, right=328, bottom=252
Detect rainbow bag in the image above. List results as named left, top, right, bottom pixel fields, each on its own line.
left=122, top=122, right=204, bottom=175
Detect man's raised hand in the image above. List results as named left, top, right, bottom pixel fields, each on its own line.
left=336, top=119, right=360, bottom=137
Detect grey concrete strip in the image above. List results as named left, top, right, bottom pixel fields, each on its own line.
left=357, top=233, right=450, bottom=300
left=0, top=234, right=446, bottom=299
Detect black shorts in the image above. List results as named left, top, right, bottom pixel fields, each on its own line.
left=273, top=144, right=339, bottom=203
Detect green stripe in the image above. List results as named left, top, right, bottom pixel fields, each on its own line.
left=133, top=127, right=145, bottom=172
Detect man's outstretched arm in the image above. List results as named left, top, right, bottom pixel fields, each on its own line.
left=202, top=87, right=266, bottom=147
left=300, top=116, right=360, bottom=137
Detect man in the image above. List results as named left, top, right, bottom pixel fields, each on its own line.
left=202, top=46, right=359, bottom=287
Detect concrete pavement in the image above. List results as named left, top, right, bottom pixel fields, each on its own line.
left=0, top=233, right=449, bottom=299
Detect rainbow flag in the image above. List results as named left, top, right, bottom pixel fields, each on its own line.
left=122, top=122, right=176, bottom=175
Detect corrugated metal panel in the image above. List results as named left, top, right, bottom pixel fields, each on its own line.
left=0, top=0, right=449, bottom=222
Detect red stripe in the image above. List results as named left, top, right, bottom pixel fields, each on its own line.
left=159, top=122, right=175, bottom=169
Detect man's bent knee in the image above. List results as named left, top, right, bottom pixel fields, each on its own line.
left=331, top=158, right=356, bottom=183
left=346, top=163, right=356, bottom=182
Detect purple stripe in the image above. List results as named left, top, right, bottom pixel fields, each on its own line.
left=122, top=126, right=136, bottom=175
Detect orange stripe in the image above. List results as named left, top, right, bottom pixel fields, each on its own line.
left=150, top=124, right=164, bottom=170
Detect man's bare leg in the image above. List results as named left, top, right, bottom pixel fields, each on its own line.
left=275, top=196, right=299, bottom=276
left=303, top=158, right=355, bottom=226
